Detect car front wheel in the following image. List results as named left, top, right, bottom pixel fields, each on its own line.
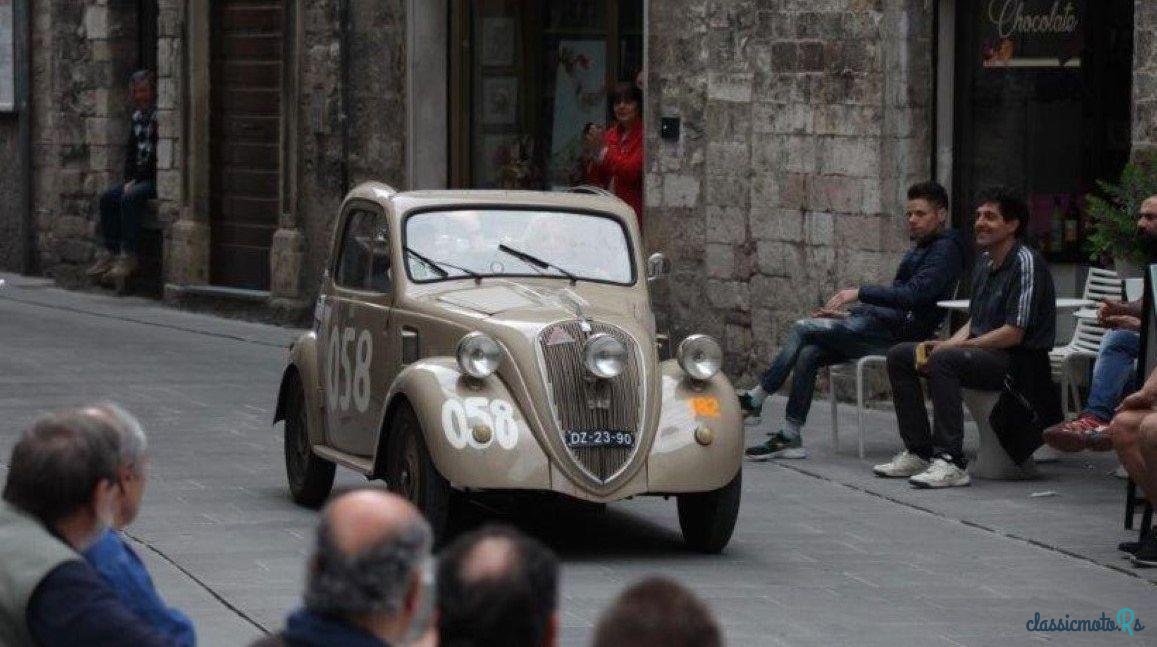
left=386, top=402, right=450, bottom=540
left=676, top=470, right=742, bottom=554
left=284, top=374, right=336, bottom=508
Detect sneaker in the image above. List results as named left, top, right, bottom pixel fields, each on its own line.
left=908, top=458, right=971, bottom=489
left=85, top=255, right=114, bottom=277
left=1119, top=540, right=1142, bottom=554
left=1042, top=414, right=1112, bottom=452
left=738, top=392, right=762, bottom=417
left=1131, top=533, right=1157, bottom=567
left=872, top=450, right=930, bottom=478
left=745, top=432, right=807, bottom=461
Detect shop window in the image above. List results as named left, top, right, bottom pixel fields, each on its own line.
left=450, top=0, right=643, bottom=191
left=953, top=0, right=1132, bottom=262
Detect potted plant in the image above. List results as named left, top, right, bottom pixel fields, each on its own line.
left=1085, top=150, right=1157, bottom=278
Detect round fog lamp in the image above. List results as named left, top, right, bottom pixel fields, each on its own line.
left=456, top=332, right=502, bottom=378
left=583, top=333, right=627, bottom=379
left=677, top=334, right=722, bottom=380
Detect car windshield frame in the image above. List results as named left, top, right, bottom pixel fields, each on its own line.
left=400, top=206, right=637, bottom=286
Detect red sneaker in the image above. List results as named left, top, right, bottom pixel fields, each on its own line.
left=1042, top=414, right=1112, bottom=452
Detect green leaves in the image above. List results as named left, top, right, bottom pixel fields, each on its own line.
left=1085, top=150, right=1157, bottom=264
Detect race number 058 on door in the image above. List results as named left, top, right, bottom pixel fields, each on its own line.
left=327, top=326, right=372, bottom=413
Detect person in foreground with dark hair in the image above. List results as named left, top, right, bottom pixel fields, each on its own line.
left=254, top=489, right=433, bottom=647
left=877, top=187, right=1059, bottom=488
left=744, top=181, right=964, bottom=460
left=592, top=576, right=721, bottom=647
left=436, top=525, right=559, bottom=647
left=0, top=408, right=175, bottom=646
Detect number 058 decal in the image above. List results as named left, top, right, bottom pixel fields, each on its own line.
left=327, top=326, right=372, bottom=413
left=441, top=397, right=518, bottom=450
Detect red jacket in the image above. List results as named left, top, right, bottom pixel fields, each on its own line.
left=586, top=120, right=643, bottom=226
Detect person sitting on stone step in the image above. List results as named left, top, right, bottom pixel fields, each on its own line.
left=743, top=181, right=964, bottom=461
left=86, top=69, right=158, bottom=286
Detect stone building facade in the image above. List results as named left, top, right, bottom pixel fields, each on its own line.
left=1, top=1, right=1153, bottom=384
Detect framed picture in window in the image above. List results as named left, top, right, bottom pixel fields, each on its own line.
left=479, top=17, right=515, bottom=67
left=480, top=76, right=518, bottom=126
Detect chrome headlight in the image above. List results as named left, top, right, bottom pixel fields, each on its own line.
left=677, top=334, right=722, bottom=380
left=456, top=332, right=502, bottom=378
left=583, top=333, right=627, bottom=379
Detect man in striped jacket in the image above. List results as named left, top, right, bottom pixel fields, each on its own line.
left=876, top=187, right=1057, bottom=488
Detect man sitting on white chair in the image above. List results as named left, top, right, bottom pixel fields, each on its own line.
left=1043, top=196, right=1157, bottom=452
left=743, top=182, right=964, bottom=460
left=875, top=187, right=1057, bottom=488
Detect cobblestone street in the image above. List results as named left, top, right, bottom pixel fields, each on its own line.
left=1, top=274, right=1154, bottom=646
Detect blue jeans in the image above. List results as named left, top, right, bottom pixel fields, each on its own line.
left=99, top=181, right=156, bottom=255
left=1083, top=328, right=1140, bottom=421
left=759, top=315, right=895, bottom=425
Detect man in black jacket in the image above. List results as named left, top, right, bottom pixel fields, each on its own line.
left=876, top=187, right=1057, bottom=488
left=744, top=182, right=964, bottom=460
left=86, top=69, right=158, bottom=285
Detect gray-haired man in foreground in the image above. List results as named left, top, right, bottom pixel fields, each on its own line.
left=253, top=489, right=433, bottom=647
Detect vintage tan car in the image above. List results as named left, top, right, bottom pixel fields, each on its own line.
left=273, top=182, right=743, bottom=552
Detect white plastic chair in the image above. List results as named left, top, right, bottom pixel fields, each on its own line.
left=1049, top=267, right=1122, bottom=418
left=827, top=284, right=959, bottom=459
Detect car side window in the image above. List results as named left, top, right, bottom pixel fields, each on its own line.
left=335, top=209, right=390, bottom=292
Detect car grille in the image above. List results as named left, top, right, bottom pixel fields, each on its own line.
left=537, top=321, right=643, bottom=483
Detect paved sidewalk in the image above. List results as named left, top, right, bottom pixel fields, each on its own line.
left=1, top=273, right=1154, bottom=646
left=746, top=389, right=1157, bottom=586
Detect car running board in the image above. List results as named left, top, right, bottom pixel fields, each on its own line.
left=312, top=445, right=374, bottom=474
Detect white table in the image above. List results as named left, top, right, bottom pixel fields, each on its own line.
left=936, top=298, right=1093, bottom=312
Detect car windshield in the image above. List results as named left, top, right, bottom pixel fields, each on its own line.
left=404, top=209, right=634, bottom=284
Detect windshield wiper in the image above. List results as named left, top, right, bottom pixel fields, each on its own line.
left=403, top=247, right=482, bottom=284
left=498, top=244, right=577, bottom=285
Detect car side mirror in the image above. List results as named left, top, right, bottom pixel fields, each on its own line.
left=646, top=252, right=670, bottom=283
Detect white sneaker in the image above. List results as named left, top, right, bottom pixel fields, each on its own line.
left=872, top=451, right=930, bottom=478
left=908, top=458, right=971, bottom=489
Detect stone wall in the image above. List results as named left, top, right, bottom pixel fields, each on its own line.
left=30, top=1, right=139, bottom=286
left=1135, top=0, right=1157, bottom=156
left=645, top=0, right=933, bottom=383
left=288, top=0, right=408, bottom=301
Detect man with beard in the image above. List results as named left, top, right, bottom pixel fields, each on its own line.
left=1043, top=196, right=1157, bottom=452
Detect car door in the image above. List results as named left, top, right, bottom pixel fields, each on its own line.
left=324, top=204, right=398, bottom=456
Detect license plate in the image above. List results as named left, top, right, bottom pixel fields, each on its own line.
left=564, top=430, right=635, bottom=448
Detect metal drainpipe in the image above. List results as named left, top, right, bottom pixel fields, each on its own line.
left=339, top=0, right=351, bottom=195
left=16, top=0, right=34, bottom=274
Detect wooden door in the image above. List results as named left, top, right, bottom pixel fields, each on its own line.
left=209, top=1, right=283, bottom=289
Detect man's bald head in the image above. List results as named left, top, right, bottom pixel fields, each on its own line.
left=323, top=489, right=423, bottom=556
left=437, top=525, right=559, bottom=647
left=304, top=489, right=431, bottom=619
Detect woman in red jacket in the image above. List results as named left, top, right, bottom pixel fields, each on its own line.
left=584, top=82, right=644, bottom=225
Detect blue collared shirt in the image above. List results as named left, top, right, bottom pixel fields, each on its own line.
left=83, top=530, right=196, bottom=647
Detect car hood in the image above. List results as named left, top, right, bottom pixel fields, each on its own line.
left=418, top=280, right=655, bottom=338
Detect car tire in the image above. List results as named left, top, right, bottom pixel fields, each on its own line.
left=387, top=402, right=451, bottom=540
left=676, top=470, right=742, bottom=554
left=284, top=374, right=336, bottom=508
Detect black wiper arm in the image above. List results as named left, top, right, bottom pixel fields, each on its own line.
left=498, top=244, right=577, bottom=285
left=404, top=247, right=483, bottom=283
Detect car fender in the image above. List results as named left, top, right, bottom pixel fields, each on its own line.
left=273, top=331, right=327, bottom=447
left=646, top=359, right=743, bottom=493
left=379, top=358, right=551, bottom=490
